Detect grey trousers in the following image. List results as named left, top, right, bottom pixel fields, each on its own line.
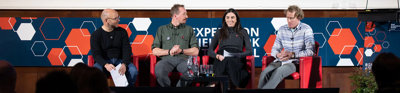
left=258, top=62, right=296, bottom=89
left=155, top=57, right=189, bottom=87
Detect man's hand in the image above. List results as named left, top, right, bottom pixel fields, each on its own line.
left=277, top=50, right=292, bottom=61
left=169, top=45, right=181, bottom=56
left=287, top=52, right=294, bottom=59
left=104, top=63, right=115, bottom=72
left=216, top=54, right=224, bottom=61
left=119, top=63, right=126, bottom=75
left=277, top=50, right=287, bottom=59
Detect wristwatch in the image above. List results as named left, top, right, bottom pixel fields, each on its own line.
left=180, top=49, right=184, bottom=54
left=291, top=52, right=295, bottom=59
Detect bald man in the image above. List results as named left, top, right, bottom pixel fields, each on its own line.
left=90, top=9, right=138, bottom=86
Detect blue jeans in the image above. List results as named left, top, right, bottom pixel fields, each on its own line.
left=94, top=58, right=138, bottom=87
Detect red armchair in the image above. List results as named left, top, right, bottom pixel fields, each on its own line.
left=201, top=45, right=256, bottom=89
left=262, top=41, right=322, bottom=88
left=87, top=55, right=140, bottom=86
left=149, top=55, right=201, bottom=87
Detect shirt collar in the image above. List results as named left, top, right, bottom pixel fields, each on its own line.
left=287, top=22, right=302, bottom=32
left=168, top=23, right=185, bottom=29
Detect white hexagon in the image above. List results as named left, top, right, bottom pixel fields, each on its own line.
left=382, top=41, right=390, bottom=49
left=325, top=21, right=342, bottom=36
left=9, top=17, right=16, bottom=32
left=79, top=21, right=96, bottom=37
left=31, top=41, right=48, bottom=57
left=336, top=58, right=354, bottom=66
left=16, top=23, right=36, bottom=41
left=59, top=46, right=83, bottom=66
left=127, top=18, right=149, bottom=44
left=313, top=32, right=327, bottom=48
left=11, top=17, right=34, bottom=32
left=365, top=49, right=374, bottom=57
left=68, top=58, right=84, bottom=67
left=271, top=17, right=287, bottom=31
left=338, top=45, right=363, bottom=66
left=132, top=18, right=151, bottom=31
left=368, top=29, right=376, bottom=35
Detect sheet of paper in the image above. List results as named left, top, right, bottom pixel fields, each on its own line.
left=110, top=64, right=129, bottom=87
left=281, top=59, right=299, bottom=65
left=223, top=50, right=233, bottom=57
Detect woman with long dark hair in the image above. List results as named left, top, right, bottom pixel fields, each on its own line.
left=208, top=8, right=252, bottom=88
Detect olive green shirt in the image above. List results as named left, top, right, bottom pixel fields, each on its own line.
left=152, top=23, right=198, bottom=59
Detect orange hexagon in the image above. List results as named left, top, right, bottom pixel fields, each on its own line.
left=328, top=28, right=357, bottom=55
left=65, top=28, right=91, bottom=55
left=119, top=24, right=132, bottom=37
left=374, top=44, right=382, bottom=52
left=0, top=17, right=16, bottom=30
left=355, top=48, right=364, bottom=65
left=365, top=22, right=375, bottom=32
left=263, top=35, right=276, bottom=56
left=39, top=17, right=65, bottom=40
left=364, top=36, right=374, bottom=48
left=131, top=35, right=154, bottom=56
left=47, top=48, right=66, bottom=66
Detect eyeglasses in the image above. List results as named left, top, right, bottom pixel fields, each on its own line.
left=287, top=17, right=296, bottom=20
left=108, top=16, right=120, bottom=21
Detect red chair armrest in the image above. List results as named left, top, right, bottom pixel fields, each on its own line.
left=290, top=72, right=300, bottom=80
left=262, top=56, right=275, bottom=70
left=88, top=55, right=94, bottom=67
left=150, top=54, right=157, bottom=86
left=132, top=55, right=139, bottom=72
left=246, top=56, right=256, bottom=89
left=246, top=56, right=255, bottom=73
left=299, top=56, right=322, bottom=88
left=202, top=56, right=209, bottom=65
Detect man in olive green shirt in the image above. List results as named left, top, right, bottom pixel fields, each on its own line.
left=152, top=4, right=199, bottom=87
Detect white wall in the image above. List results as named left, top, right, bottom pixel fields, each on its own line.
left=0, top=0, right=398, bottom=10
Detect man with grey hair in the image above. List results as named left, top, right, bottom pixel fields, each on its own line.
left=152, top=4, right=199, bottom=87
left=90, top=9, right=138, bottom=86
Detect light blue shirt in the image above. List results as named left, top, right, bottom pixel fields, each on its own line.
left=271, top=22, right=315, bottom=59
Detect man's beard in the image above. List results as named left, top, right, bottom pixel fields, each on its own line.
left=109, top=23, right=118, bottom=29
left=181, top=19, right=187, bottom=24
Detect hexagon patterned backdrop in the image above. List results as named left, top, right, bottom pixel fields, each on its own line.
left=0, top=17, right=399, bottom=67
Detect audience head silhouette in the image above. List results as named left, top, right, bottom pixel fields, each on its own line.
left=36, top=70, right=78, bottom=93
left=372, top=52, right=400, bottom=92
left=0, top=60, right=17, bottom=93
left=70, top=63, right=110, bottom=93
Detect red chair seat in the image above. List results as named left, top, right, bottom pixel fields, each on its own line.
left=261, top=41, right=322, bottom=88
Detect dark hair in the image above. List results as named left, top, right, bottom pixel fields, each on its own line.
left=70, top=63, right=110, bottom=93
left=79, top=67, right=110, bottom=93
left=36, top=70, right=78, bottom=93
left=372, top=53, right=400, bottom=89
left=219, top=8, right=243, bottom=40
left=170, top=4, right=185, bottom=17
left=0, top=60, right=16, bottom=93
left=70, top=63, right=89, bottom=83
